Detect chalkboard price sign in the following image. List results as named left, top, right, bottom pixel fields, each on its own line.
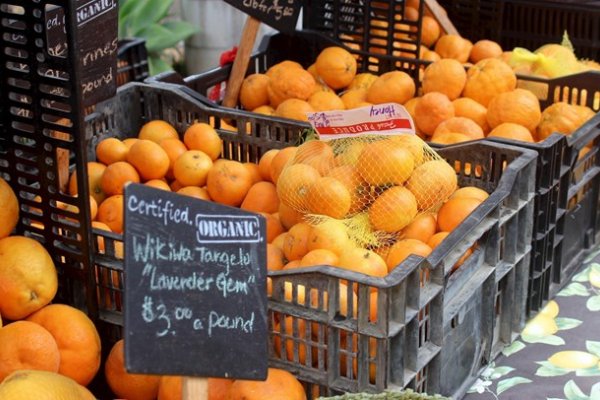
left=124, top=183, right=268, bottom=379
left=222, top=0, right=303, bottom=32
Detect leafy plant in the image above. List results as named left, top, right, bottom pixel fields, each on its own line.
left=118, top=0, right=197, bottom=75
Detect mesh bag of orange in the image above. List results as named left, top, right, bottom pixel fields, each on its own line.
left=276, top=115, right=458, bottom=248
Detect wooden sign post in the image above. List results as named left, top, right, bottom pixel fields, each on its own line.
left=219, top=0, right=304, bottom=108
left=123, top=184, right=268, bottom=399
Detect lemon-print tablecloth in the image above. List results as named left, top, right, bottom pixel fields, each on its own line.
left=463, top=247, right=600, bottom=400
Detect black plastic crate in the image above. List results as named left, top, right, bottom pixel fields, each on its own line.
left=116, top=38, right=149, bottom=86
left=437, top=0, right=600, bottom=60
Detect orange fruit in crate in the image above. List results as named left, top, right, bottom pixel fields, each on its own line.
left=486, top=88, right=541, bottom=132
left=258, top=149, right=279, bottom=182
left=308, top=91, right=345, bottom=111
left=294, top=140, right=336, bottom=175
left=428, top=231, right=473, bottom=272
left=300, top=248, right=339, bottom=267
left=422, top=59, right=467, bottom=100
left=159, top=138, right=188, bottom=178
left=0, top=320, right=60, bottom=381
left=315, top=46, right=357, bottom=90
left=127, top=139, right=170, bottom=181
left=241, top=181, right=280, bottom=214
left=423, top=48, right=442, bottom=62
left=123, top=137, right=139, bottom=150
left=282, top=222, right=312, bottom=261
left=433, top=116, right=484, bottom=140
left=277, top=163, right=320, bottom=211
left=0, top=178, right=18, bottom=239
left=26, top=304, right=101, bottom=386
left=366, top=70, right=415, bottom=105
left=278, top=202, right=304, bottom=231
left=206, top=159, right=253, bottom=207
left=437, top=197, right=483, bottom=232
left=274, top=98, right=315, bottom=121
left=341, top=89, right=368, bottom=109
left=406, top=159, right=458, bottom=211
left=157, top=375, right=233, bottom=400
left=96, top=137, right=129, bottom=165
left=414, top=91, right=455, bottom=136
left=306, top=176, right=352, bottom=219
left=173, top=150, right=213, bottom=187
left=463, top=58, right=517, bottom=107
left=267, top=243, right=285, bottom=271
left=327, top=165, right=371, bottom=214
left=96, top=194, right=124, bottom=233
left=421, top=15, right=441, bottom=47
left=176, top=186, right=211, bottom=201
left=100, top=161, right=140, bottom=196
left=272, top=317, right=315, bottom=366
left=145, top=179, right=171, bottom=191
left=469, top=39, right=503, bottom=63
left=338, top=247, right=388, bottom=278
left=434, top=34, right=473, bottom=63
left=386, top=238, right=432, bottom=272
left=260, top=212, right=284, bottom=244
left=105, top=339, right=160, bottom=400
left=138, top=120, right=179, bottom=144
left=369, top=186, right=418, bottom=233
left=265, top=60, right=303, bottom=79
left=92, top=220, right=112, bottom=253
left=68, top=161, right=107, bottom=204
left=253, top=105, right=276, bottom=116
left=452, top=97, right=490, bottom=133
left=183, top=122, right=223, bottom=161
left=399, top=212, right=437, bottom=243
left=488, top=122, right=535, bottom=142
left=0, top=369, right=95, bottom=400
left=357, top=139, right=415, bottom=186
left=430, top=132, right=472, bottom=145
left=244, top=162, right=262, bottom=184
left=449, top=186, right=489, bottom=202
left=348, top=72, right=378, bottom=91
left=267, top=67, right=316, bottom=107
left=239, top=73, right=271, bottom=110
left=227, top=369, right=306, bottom=400
left=270, top=146, right=298, bottom=184
left=307, top=219, right=351, bottom=255
left=537, top=102, right=596, bottom=141
left=0, top=236, right=57, bottom=320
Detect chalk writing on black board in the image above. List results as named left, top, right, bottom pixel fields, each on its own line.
left=223, top=0, right=302, bottom=33
left=76, top=0, right=117, bottom=27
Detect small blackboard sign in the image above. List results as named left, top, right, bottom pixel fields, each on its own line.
left=123, top=183, right=268, bottom=379
left=222, top=0, right=303, bottom=33
left=75, top=0, right=118, bottom=107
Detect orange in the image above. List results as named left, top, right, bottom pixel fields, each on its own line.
left=127, top=139, right=170, bottom=181
left=423, top=48, right=442, bottom=62
left=422, top=58, right=467, bottom=100
left=206, top=159, right=253, bottom=207
left=252, top=105, right=276, bottom=116
left=267, top=243, right=285, bottom=271
left=307, top=219, right=351, bottom=255
left=308, top=91, right=345, bottom=111
left=406, top=160, right=457, bottom=210
left=366, top=71, right=415, bottom=105
left=96, top=194, right=124, bottom=233
left=537, top=102, right=596, bottom=141
left=258, top=149, right=280, bottom=182
left=341, top=89, right=368, bottom=109
left=0, top=369, right=95, bottom=400
left=100, top=161, right=140, bottom=196
left=300, top=248, right=339, bottom=267
left=274, top=99, right=315, bottom=121
left=348, top=72, right=378, bottom=91
left=437, top=197, right=483, bottom=232
left=452, top=97, right=490, bottom=133
left=469, top=40, right=503, bottom=63
left=356, top=139, right=415, bottom=186
left=270, top=146, right=298, bottom=184
left=487, top=122, right=535, bottom=142
left=463, top=58, right=517, bottom=107
left=267, top=67, right=316, bottom=107
left=486, top=88, right=541, bottom=132
left=265, top=60, right=303, bottom=79
left=428, top=231, right=473, bottom=272
left=243, top=162, right=262, bottom=184
left=145, top=179, right=171, bottom=191
left=282, top=222, right=312, bottom=261
left=327, top=165, right=371, bottom=214
left=96, top=137, right=129, bottom=165
left=449, top=186, right=489, bottom=202
left=293, top=140, right=336, bottom=175
left=434, top=35, right=473, bottom=63
left=431, top=132, right=471, bottom=145
left=69, top=161, right=107, bottom=204
left=123, top=137, right=139, bottom=150
left=0, top=321, right=60, bottom=381
left=278, top=202, right=305, bottom=231
left=305, top=176, right=352, bottom=219
left=239, top=73, right=271, bottom=110
left=177, top=186, right=211, bottom=201
left=421, top=16, right=441, bottom=47
left=138, top=120, right=179, bottom=144
left=159, top=138, right=188, bottom=179
left=414, top=91, right=455, bottom=136
left=337, top=247, right=388, bottom=278
left=315, top=46, right=357, bottom=90
left=173, top=150, right=213, bottom=187
left=433, top=116, right=484, bottom=140
left=105, top=339, right=161, bottom=400
left=157, top=376, right=233, bottom=400
left=386, top=239, right=432, bottom=271
left=369, top=186, right=418, bottom=233
left=259, top=212, right=284, bottom=244
left=241, top=181, right=280, bottom=214
left=0, top=178, right=18, bottom=239
left=92, top=220, right=112, bottom=253
left=399, top=212, right=437, bottom=243
left=183, top=122, right=223, bottom=161
left=276, top=163, right=321, bottom=211
left=26, top=304, right=101, bottom=385
left=0, top=236, right=57, bottom=320
left=227, top=368, right=306, bottom=400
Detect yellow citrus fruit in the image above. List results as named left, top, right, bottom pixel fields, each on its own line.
left=522, top=313, right=558, bottom=337
left=548, top=351, right=599, bottom=370
left=0, top=369, right=95, bottom=400
left=539, top=300, right=559, bottom=319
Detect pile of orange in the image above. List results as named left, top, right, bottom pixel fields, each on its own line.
left=0, top=178, right=101, bottom=397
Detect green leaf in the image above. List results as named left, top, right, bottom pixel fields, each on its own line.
left=590, top=382, right=600, bottom=399
left=522, top=334, right=565, bottom=346
left=573, top=266, right=591, bottom=282
left=587, top=296, right=600, bottom=311
left=137, top=24, right=176, bottom=53
left=547, top=398, right=566, bottom=400
left=586, top=341, right=600, bottom=357
left=591, top=263, right=600, bottom=274
left=576, top=365, right=600, bottom=377
left=564, top=380, right=589, bottom=400
left=555, top=317, right=583, bottom=330
left=557, top=282, right=589, bottom=297
left=503, top=340, right=526, bottom=357
left=130, top=0, right=174, bottom=36
left=148, top=56, right=173, bottom=76
left=118, top=0, right=148, bottom=37
left=162, top=20, right=198, bottom=43
left=536, top=361, right=571, bottom=377
left=490, top=366, right=515, bottom=379
left=497, top=377, right=532, bottom=395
